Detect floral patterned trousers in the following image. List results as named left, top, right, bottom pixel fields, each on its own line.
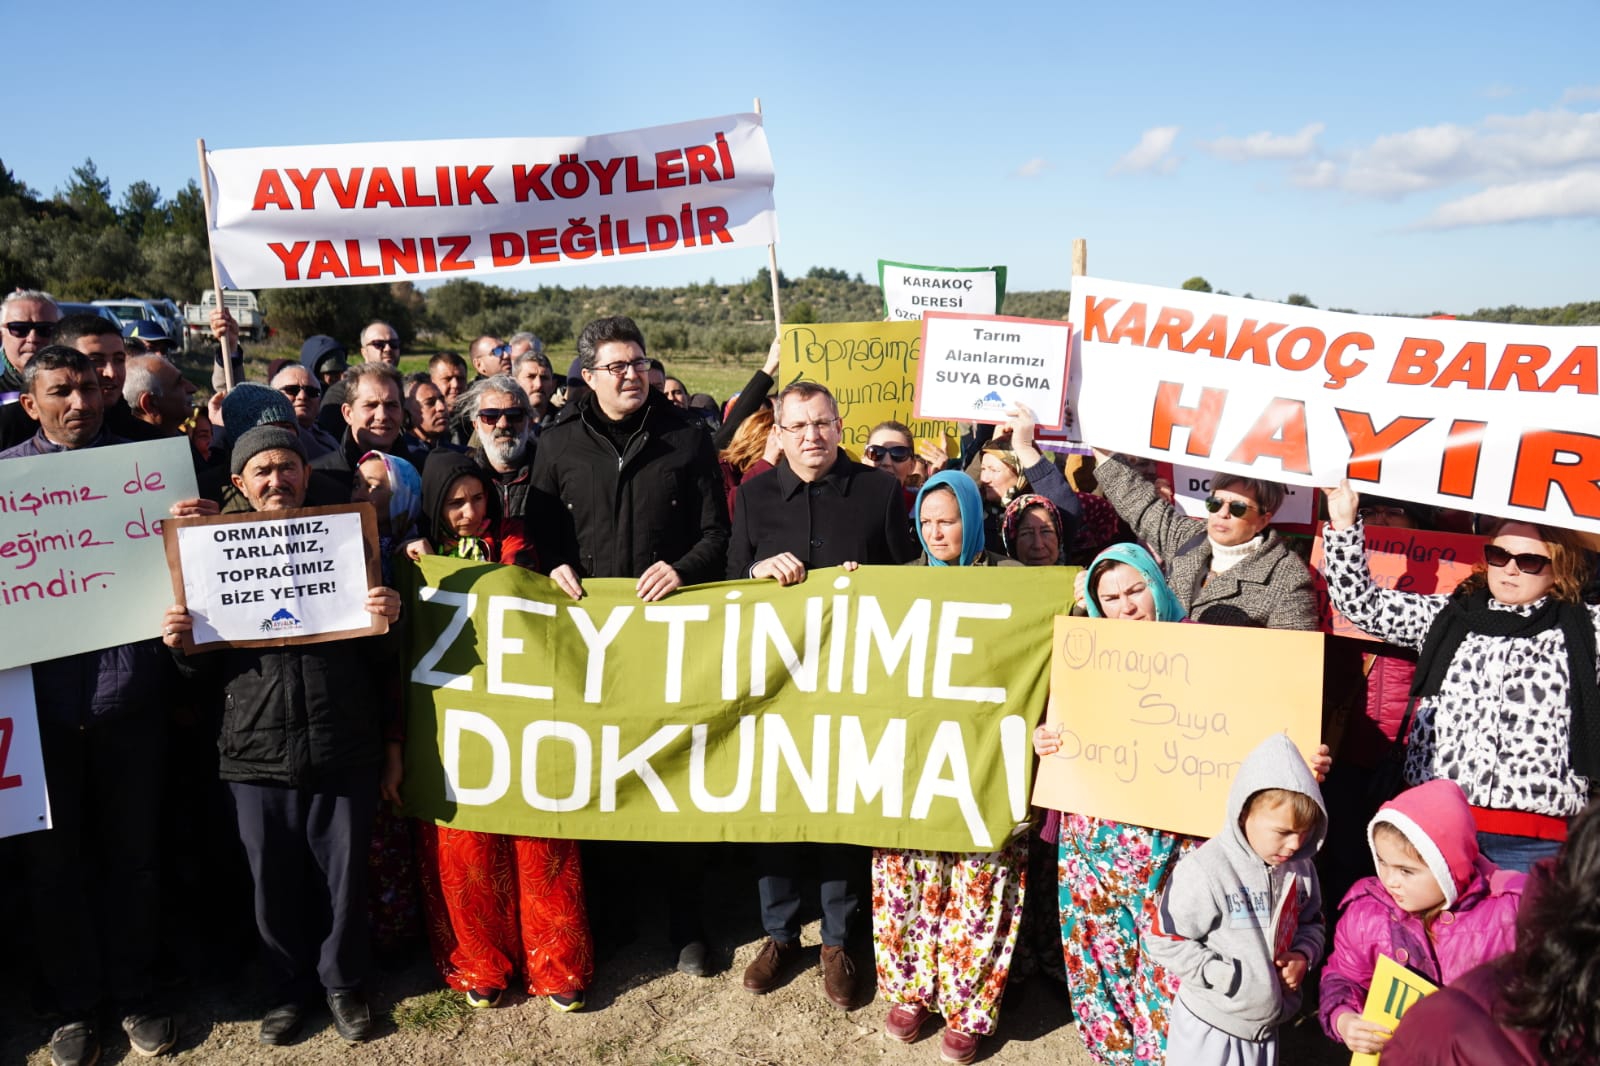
left=870, top=838, right=1027, bottom=1036
left=1058, top=814, right=1196, bottom=1065
left=414, top=823, right=593, bottom=997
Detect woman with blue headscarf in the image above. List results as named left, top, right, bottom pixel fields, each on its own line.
left=870, top=471, right=1025, bottom=1064
left=1034, top=544, right=1196, bottom=1065
left=908, top=470, right=1022, bottom=569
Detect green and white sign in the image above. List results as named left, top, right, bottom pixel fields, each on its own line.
left=403, top=559, right=1071, bottom=852
left=879, top=259, right=1008, bottom=322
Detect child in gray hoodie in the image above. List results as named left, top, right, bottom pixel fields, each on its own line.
left=1148, top=733, right=1327, bottom=1066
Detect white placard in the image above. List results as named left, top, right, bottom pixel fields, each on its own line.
left=1069, top=276, right=1600, bottom=536
left=879, top=261, right=1004, bottom=322
left=0, top=667, right=50, bottom=839
left=172, top=507, right=376, bottom=647
left=204, top=113, right=777, bottom=289
left=915, top=312, right=1073, bottom=428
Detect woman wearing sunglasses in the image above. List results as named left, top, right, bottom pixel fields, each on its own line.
left=1091, top=448, right=1318, bottom=631
left=1322, top=480, right=1599, bottom=871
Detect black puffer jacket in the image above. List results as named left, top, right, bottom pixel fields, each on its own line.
left=528, top=390, right=728, bottom=582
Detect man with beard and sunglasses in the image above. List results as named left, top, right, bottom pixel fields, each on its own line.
left=460, top=375, right=536, bottom=519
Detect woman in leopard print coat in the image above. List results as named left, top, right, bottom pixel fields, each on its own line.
left=1322, top=480, right=1600, bottom=871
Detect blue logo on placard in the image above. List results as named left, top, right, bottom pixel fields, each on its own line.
left=259, top=607, right=303, bottom=633
left=972, top=389, right=1006, bottom=413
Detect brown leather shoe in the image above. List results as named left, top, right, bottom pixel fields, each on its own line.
left=742, top=937, right=800, bottom=994
left=820, top=944, right=858, bottom=1009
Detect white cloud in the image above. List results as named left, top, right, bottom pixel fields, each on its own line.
left=1013, top=157, right=1049, bottom=178
left=1201, top=122, right=1325, bottom=162
left=1562, top=85, right=1600, bottom=104
left=1113, top=126, right=1180, bottom=174
left=1315, top=108, right=1600, bottom=211
left=1421, top=169, right=1600, bottom=227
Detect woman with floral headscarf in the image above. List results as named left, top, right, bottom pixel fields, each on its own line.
left=1003, top=493, right=1067, bottom=566
left=871, top=469, right=1024, bottom=1064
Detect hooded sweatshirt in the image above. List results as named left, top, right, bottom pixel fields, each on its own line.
left=419, top=449, right=533, bottom=568
left=1318, top=779, right=1526, bottom=1042
left=1149, top=732, right=1328, bottom=1041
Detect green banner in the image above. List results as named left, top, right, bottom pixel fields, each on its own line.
left=402, top=559, right=1073, bottom=852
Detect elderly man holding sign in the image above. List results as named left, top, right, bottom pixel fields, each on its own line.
left=162, top=426, right=402, bottom=1046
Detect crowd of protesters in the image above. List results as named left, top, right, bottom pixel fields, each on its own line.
left=3, top=285, right=1600, bottom=1066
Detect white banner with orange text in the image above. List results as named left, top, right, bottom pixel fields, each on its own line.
left=203, top=113, right=777, bottom=289
left=1068, top=277, right=1600, bottom=535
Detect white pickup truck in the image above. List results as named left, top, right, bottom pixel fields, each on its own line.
left=184, top=290, right=266, bottom=348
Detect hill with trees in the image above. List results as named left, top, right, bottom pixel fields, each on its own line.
left=1, top=158, right=1594, bottom=360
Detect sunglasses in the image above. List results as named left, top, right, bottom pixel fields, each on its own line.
left=279, top=384, right=321, bottom=398
left=4, top=320, right=57, bottom=339
left=367, top=338, right=400, bottom=350
left=864, top=444, right=913, bottom=463
left=477, top=407, right=528, bottom=426
left=1484, top=544, right=1551, bottom=575
left=1203, top=495, right=1260, bottom=519
left=491, top=343, right=513, bottom=360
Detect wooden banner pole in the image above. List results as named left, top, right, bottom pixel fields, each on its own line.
left=753, top=97, right=783, bottom=332
left=195, top=138, right=235, bottom=391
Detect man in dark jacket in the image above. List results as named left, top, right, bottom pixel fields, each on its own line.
left=311, top=362, right=426, bottom=479
left=2, top=347, right=181, bottom=1065
left=727, top=380, right=919, bottom=1009
left=527, top=315, right=729, bottom=976
left=530, top=316, right=728, bottom=599
left=163, top=425, right=403, bottom=1047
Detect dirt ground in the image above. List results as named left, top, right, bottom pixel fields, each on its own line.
left=1, top=855, right=1347, bottom=1066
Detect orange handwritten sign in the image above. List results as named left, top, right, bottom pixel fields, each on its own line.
left=1310, top=524, right=1483, bottom=642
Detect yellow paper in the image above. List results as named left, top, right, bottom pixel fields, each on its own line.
left=780, top=321, right=959, bottom=457
left=1030, top=615, right=1323, bottom=838
left=1350, top=953, right=1438, bottom=1065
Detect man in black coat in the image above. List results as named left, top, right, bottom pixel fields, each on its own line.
left=527, top=315, right=729, bottom=976
left=726, top=380, right=919, bottom=1009
left=529, top=315, right=728, bottom=598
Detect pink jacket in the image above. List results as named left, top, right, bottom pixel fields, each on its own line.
left=1318, top=859, right=1526, bottom=1042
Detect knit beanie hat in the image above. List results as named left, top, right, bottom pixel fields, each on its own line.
left=222, top=382, right=295, bottom=433
left=1367, top=779, right=1479, bottom=909
left=231, top=426, right=307, bottom=476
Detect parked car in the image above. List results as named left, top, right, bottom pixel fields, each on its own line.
left=57, top=302, right=125, bottom=327
left=93, top=298, right=184, bottom=346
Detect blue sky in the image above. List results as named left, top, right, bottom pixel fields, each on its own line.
left=10, top=0, right=1598, bottom=314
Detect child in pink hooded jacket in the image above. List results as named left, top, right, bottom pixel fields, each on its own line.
left=1319, top=779, right=1526, bottom=1055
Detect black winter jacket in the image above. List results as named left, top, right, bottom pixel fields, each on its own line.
left=528, top=391, right=728, bottom=583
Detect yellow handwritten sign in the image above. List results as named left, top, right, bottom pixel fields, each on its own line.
left=1031, top=616, right=1323, bottom=837
left=781, top=321, right=959, bottom=456
left=1351, top=953, right=1437, bottom=1065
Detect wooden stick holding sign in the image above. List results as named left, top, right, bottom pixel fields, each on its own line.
left=162, top=503, right=384, bottom=651
left=754, top=96, right=782, bottom=330
left=194, top=137, right=235, bottom=391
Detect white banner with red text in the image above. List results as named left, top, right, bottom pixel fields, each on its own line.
left=203, top=113, right=778, bottom=289
left=1069, top=277, right=1600, bottom=536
